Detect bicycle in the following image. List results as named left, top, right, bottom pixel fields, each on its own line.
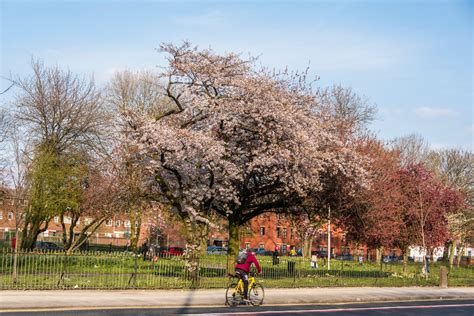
left=225, top=272, right=265, bottom=306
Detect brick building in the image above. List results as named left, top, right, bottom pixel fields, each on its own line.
left=2, top=191, right=470, bottom=261
left=0, top=191, right=352, bottom=255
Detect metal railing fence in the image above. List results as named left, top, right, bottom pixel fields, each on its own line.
left=0, top=248, right=472, bottom=290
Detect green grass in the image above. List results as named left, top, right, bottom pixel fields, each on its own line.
left=0, top=250, right=472, bottom=289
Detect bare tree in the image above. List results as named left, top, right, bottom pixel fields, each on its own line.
left=108, top=70, right=168, bottom=121
left=0, top=107, right=9, bottom=145
left=7, top=125, right=30, bottom=282
left=391, top=134, right=431, bottom=166
left=107, top=70, right=168, bottom=252
left=0, top=107, right=10, bottom=182
left=429, top=148, right=473, bottom=267
left=12, top=60, right=111, bottom=154
left=316, top=84, right=377, bottom=138
left=10, top=60, right=112, bottom=249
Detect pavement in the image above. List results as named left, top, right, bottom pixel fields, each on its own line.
left=1, top=287, right=473, bottom=311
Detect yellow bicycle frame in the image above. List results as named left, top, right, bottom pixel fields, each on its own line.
left=235, top=275, right=255, bottom=295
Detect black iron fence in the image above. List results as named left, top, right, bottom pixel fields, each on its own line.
left=1, top=248, right=472, bottom=290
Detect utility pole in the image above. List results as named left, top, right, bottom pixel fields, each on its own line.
left=328, top=205, right=331, bottom=271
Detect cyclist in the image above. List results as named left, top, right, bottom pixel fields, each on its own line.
left=235, top=249, right=262, bottom=304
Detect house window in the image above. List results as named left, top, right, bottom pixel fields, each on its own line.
left=115, top=220, right=121, bottom=227
left=124, top=220, right=131, bottom=227
left=115, top=233, right=120, bottom=238
left=105, top=219, right=112, bottom=226
left=64, top=216, right=71, bottom=224
left=260, top=226, right=265, bottom=236
left=85, top=217, right=92, bottom=225
left=282, top=228, right=287, bottom=239
left=245, top=242, right=250, bottom=249
left=276, top=227, right=281, bottom=238
left=105, top=233, right=112, bottom=238
left=0, top=212, right=3, bottom=220
left=8, top=212, right=13, bottom=220
left=54, top=216, right=59, bottom=223
left=245, top=226, right=252, bottom=236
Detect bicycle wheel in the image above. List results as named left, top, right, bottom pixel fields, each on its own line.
left=249, top=283, right=264, bottom=306
left=225, top=283, right=243, bottom=307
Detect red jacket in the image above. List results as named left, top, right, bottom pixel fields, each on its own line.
left=235, top=252, right=262, bottom=273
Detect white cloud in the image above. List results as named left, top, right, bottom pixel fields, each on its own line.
left=414, top=107, right=458, bottom=118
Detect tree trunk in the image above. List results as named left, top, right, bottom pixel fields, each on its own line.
left=12, top=228, right=20, bottom=284
left=20, top=218, right=48, bottom=250
left=66, top=218, right=106, bottom=255
left=403, top=247, right=409, bottom=274
left=183, top=218, right=207, bottom=288
left=449, top=240, right=456, bottom=269
left=61, top=213, right=79, bottom=253
left=442, top=240, right=452, bottom=261
left=375, top=247, right=383, bottom=265
left=129, top=208, right=141, bottom=252
left=198, top=224, right=209, bottom=257
left=302, top=237, right=312, bottom=259
left=456, top=241, right=465, bottom=267
left=227, top=220, right=240, bottom=274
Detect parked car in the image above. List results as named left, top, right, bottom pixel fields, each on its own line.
left=35, top=241, right=61, bottom=251
left=206, top=246, right=227, bottom=255
left=206, top=246, right=216, bottom=254
left=251, top=248, right=274, bottom=256
left=338, top=254, right=354, bottom=261
left=161, top=246, right=184, bottom=256
left=383, top=255, right=403, bottom=263
left=312, top=250, right=335, bottom=259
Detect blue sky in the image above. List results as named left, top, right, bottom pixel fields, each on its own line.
left=1, top=0, right=472, bottom=150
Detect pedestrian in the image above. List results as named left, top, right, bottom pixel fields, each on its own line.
left=358, top=255, right=363, bottom=266
left=275, top=245, right=280, bottom=254
left=425, top=255, right=430, bottom=274
left=311, top=254, right=318, bottom=268
left=141, top=242, right=149, bottom=261
left=290, top=247, right=297, bottom=257
left=272, top=249, right=280, bottom=265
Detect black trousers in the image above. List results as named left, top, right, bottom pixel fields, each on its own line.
left=235, top=268, right=249, bottom=299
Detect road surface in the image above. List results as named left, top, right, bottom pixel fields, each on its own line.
left=2, top=299, right=474, bottom=315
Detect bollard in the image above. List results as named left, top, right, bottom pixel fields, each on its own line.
left=439, top=266, right=448, bottom=288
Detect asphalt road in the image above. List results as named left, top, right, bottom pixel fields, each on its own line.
left=3, top=300, right=474, bottom=316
